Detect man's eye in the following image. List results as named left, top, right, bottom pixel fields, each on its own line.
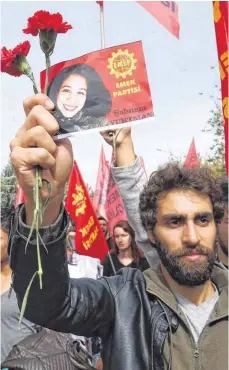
left=197, top=217, right=209, bottom=225
left=168, top=219, right=181, bottom=226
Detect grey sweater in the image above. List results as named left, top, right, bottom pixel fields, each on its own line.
left=112, top=157, right=159, bottom=267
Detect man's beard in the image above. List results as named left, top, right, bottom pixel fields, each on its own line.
left=154, top=237, right=217, bottom=287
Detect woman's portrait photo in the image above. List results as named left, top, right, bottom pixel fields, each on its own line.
left=47, top=63, right=112, bottom=135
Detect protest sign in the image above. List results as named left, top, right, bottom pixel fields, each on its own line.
left=40, top=41, right=153, bottom=138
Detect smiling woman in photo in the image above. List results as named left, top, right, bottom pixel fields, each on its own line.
left=48, top=63, right=112, bottom=134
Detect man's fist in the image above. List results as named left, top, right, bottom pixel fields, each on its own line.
left=100, top=127, right=131, bottom=148
left=10, top=94, right=73, bottom=204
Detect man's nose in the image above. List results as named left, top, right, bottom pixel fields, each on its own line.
left=182, top=222, right=201, bottom=246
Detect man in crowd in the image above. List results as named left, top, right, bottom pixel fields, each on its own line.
left=217, top=176, right=228, bottom=268
left=9, top=94, right=228, bottom=370
left=97, top=215, right=114, bottom=251
left=103, top=128, right=229, bottom=271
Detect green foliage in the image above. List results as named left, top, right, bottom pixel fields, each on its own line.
left=1, top=160, right=17, bottom=219
left=205, top=103, right=226, bottom=178
left=86, top=183, right=94, bottom=199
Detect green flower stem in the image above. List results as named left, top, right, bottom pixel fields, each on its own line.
left=112, top=128, right=123, bottom=160
left=28, top=73, right=39, bottom=95
left=19, top=271, right=38, bottom=327
left=35, top=166, right=43, bottom=289
left=44, top=54, right=51, bottom=95
left=20, top=51, right=53, bottom=325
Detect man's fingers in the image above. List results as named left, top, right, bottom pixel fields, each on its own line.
left=11, top=147, right=56, bottom=170
left=23, top=105, right=59, bottom=135
left=23, top=94, right=54, bottom=117
left=10, top=137, right=21, bottom=152
left=20, top=126, right=57, bottom=155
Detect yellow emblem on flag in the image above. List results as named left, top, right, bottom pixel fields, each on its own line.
left=107, top=49, right=137, bottom=79
left=72, top=185, right=87, bottom=216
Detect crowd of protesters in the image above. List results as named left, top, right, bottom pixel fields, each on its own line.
left=1, top=94, right=228, bottom=369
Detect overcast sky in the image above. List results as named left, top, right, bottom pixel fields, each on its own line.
left=1, top=1, right=221, bottom=187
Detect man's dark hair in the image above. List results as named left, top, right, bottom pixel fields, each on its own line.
left=139, top=163, right=224, bottom=232
left=218, top=176, right=228, bottom=205
left=97, top=215, right=107, bottom=223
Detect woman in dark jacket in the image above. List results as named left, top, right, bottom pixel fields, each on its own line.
left=48, top=63, right=112, bottom=134
left=102, top=220, right=149, bottom=277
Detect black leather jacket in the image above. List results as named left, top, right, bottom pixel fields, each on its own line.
left=8, top=206, right=177, bottom=370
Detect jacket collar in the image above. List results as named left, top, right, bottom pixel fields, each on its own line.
left=144, top=263, right=228, bottom=318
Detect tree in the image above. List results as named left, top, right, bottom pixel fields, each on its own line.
left=86, top=183, right=95, bottom=201
left=1, top=160, right=17, bottom=219
left=205, top=103, right=226, bottom=178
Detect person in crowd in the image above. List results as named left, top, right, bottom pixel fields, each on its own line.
left=9, top=94, right=228, bottom=370
left=97, top=215, right=115, bottom=251
left=217, top=176, right=228, bottom=268
left=102, top=220, right=149, bottom=276
left=1, top=213, right=38, bottom=363
left=102, top=126, right=158, bottom=267
left=47, top=63, right=112, bottom=134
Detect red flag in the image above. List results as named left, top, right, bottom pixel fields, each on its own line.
left=15, top=184, right=26, bottom=209
left=184, top=139, right=199, bottom=168
left=96, top=1, right=103, bottom=5
left=213, top=1, right=228, bottom=173
left=104, top=158, right=128, bottom=236
left=93, top=146, right=110, bottom=216
left=66, top=161, right=108, bottom=261
left=137, top=1, right=180, bottom=39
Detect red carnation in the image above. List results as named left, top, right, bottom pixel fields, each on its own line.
left=1, top=41, right=31, bottom=77
left=23, top=10, right=72, bottom=36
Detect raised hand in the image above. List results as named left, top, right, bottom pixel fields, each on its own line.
left=100, top=126, right=132, bottom=148
left=10, top=94, right=73, bottom=224
left=100, top=126, right=136, bottom=167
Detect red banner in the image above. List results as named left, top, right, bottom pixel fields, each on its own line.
left=213, top=1, right=228, bottom=173
left=93, top=146, right=110, bottom=216
left=137, top=1, right=180, bottom=39
left=184, top=138, right=199, bottom=168
left=40, top=41, right=153, bottom=136
left=104, top=159, right=128, bottom=236
left=66, top=161, right=108, bottom=261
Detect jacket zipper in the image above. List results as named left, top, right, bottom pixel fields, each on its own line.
left=191, top=312, right=228, bottom=370
left=194, top=347, right=199, bottom=370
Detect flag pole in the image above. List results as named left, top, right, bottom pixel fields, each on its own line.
left=107, top=251, right=117, bottom=275
left=99, top=2, right=105, bottom=49
left=98, top=1, right=116, bottom=276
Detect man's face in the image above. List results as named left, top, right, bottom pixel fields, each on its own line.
left=99, top=220, right=108, bottom=235
left=151, top=189, right=217, bottom=287
left=0, top=227, right=9, bottom=264
left=218, top=207, right=228, bottom=256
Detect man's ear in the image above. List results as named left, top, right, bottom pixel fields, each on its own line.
left=147, top=229, right=156, bottom=244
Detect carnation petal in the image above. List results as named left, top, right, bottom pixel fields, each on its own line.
left=22, top=9, right=72, bottom=36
